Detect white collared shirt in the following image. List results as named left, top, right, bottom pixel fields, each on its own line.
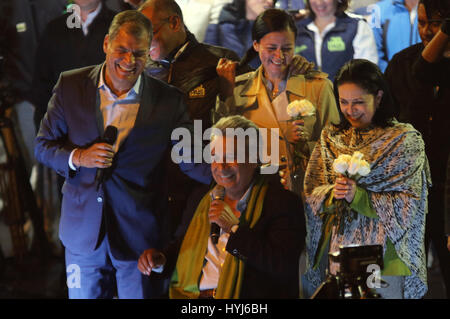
left=97, top=64, right=141, bottom=153
left=199, top=182, right=253, bottom=291
left=306, top=15, right=378, bottom=68
left=68, top=64, right=141, bottom=170
left=78, top=1, right=102, bottom=36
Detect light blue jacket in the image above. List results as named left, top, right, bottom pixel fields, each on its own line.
left=370, top=0, right=420, bottom=72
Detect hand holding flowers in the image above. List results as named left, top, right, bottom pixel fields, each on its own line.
left=322, top=152, right=371, bottom=234
left=285, top=98, right=316, bottom=160
left=286, top=99, right=316, bottom=118
left=334, top=177, right=357, bottom=203
left=286, top=99, right=315, bottom=142
left=332, top=151, right=371, bottom=179
left=280, top=99, right=316, bottom=192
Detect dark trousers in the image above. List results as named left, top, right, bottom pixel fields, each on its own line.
left=425, top=185, right=450, bottom=298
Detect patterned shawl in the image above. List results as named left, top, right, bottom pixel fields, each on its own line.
left=303, top=121, right=431, bottom=299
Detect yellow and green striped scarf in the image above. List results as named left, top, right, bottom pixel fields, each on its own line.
left=169, top=175, right=268, bottom=299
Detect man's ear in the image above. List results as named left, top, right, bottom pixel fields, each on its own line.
left=169, top=15, right=182, bottom=32
left=103, top=34, right=110, bottom=54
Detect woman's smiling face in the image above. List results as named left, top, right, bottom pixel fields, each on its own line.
left=338, top=82, right=383, bottom=129
left=253, top=29, right=295, bottom=80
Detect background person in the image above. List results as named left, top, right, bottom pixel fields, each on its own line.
left=370, top=0, right=421, bottom=72
left=204, top=0, right=275, bottom=69
left=0, top=0, right=68, bottom=257
left=32, top=0, right=116, bottom=128
left=385, top=0, right=450, bottom=298
left=175, top=0, right=233, bottom=42
left=295, top=0, right=378, bottom=81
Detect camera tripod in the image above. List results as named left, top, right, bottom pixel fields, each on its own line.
left=0, top=110, right=48, bottom=268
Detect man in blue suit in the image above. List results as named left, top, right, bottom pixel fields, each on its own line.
left=34, top=10, right=210, bottom=299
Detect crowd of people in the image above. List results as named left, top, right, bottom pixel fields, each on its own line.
left=0, top=0, right=449, bottom=299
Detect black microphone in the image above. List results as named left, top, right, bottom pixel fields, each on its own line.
left=95, top=125, right=118, bottom=189
left=210, top=185, right=225, bottom=245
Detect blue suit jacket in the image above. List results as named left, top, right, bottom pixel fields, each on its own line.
left=35, top=64, right=211, bottom=260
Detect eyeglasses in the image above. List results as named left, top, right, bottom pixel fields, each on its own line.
left=152, top=17, right=171, bottom=35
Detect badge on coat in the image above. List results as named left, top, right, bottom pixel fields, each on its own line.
left=295, top=44, right=308, bottom=55
left=16, top=22, right=27, bottom=33
left=189, top=85, right=206, bottom=99
left=327, top=36, right=346, bottom=52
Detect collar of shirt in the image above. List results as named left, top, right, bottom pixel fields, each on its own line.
left=306, top=20, right=336, bottom=38
left=97, top=64, right=141, bottom=153
left=261, top=72, right=287, bottom=100
left=235, top=179, right=255, bottom=214
left=98, top=63, right=141, bottom=99
left=306, top=21, right=336, bottom=68
left=77, top=1, right=102, bottom=36
left=409, top=4, right=418, bottom=25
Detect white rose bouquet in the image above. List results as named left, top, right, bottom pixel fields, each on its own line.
left=333, top=151, right=371, bottom=178
left=325, top=151, right=371, bottom=234
left=286, top=99, right=316, bottom=119
left=285, top=99, right=316, bottom=177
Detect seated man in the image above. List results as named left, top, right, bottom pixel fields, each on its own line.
left=138, top=115, right=306, bottom=299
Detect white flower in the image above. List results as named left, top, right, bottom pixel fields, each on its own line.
left=357, top=160, right=371, bottom=176
left=348, top=152, right=371, bottom=177
left=347, top=160, right=359, bottom=176
left=333, top=151, right=371, bottom=177
left=351, top=151, right=364, bottom=161
left=286, top=99, right=316, bottom=118
left=332, top=154, right=352, bottom=175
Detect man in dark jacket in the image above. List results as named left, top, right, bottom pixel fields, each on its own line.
left=140, top=0, right=243, bottom=128
left=139, top=0, right=246, bottom=236
left=32, top=0, right=116, bottom=128
left=35, top=10, right=211, bottom=299
left=138, top=115, right=305, bottom=299
left=385, top=0, right=450, bottom=298
left=0, top=0, right=67, bottom=172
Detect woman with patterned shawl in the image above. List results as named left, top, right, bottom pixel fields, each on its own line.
left=302, top=59, right=431, bottom=299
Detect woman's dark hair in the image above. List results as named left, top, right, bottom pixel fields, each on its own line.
left=419, top=0, right=450, bottom=19
left=333, top=59, right=398, bottom=130
left=240, top=8, right=297, bottom=66
left=306, top=0, right=349, bottom=20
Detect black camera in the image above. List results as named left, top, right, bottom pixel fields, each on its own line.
left=311, top=244, right=384, bottom=299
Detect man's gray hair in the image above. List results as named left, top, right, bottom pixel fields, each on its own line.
left=211, top=116, right=262, bottom=164
left=212, top=115, right=260, bottom=137
left=108, top=10, right=152, bottom=44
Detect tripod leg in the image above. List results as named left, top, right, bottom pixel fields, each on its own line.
left=0, top=116, right=49, bottom=262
